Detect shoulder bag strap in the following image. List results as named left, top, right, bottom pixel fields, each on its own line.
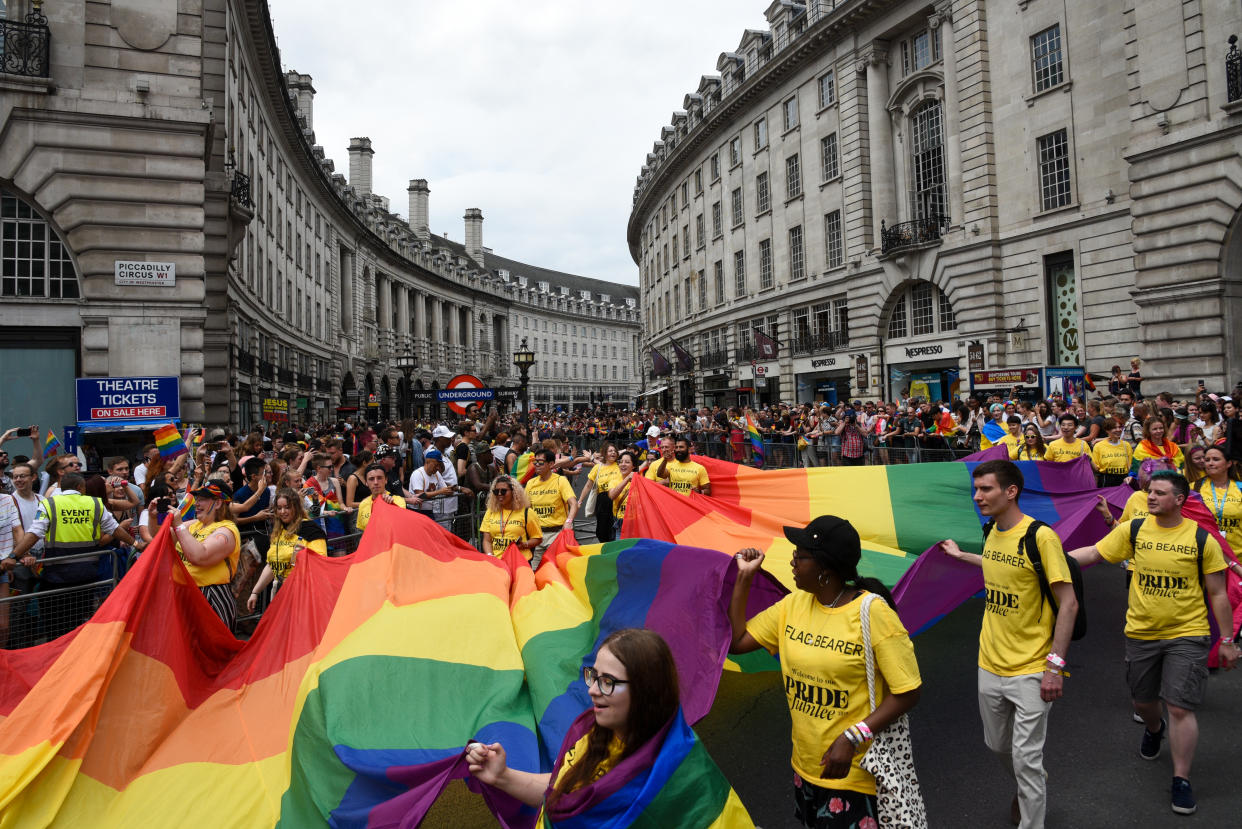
left=1194, top=525, right=1207, bottom=591
left=1129, top=516, right=1144, bottom=552
left=860, top=592, right=879, bottom=713
left=10, top=494, right=26, bottom=529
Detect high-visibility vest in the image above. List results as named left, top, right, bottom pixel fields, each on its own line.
left=42, top=493, right=104, bottom=584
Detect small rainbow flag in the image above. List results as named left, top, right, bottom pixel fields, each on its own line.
left=183, top=427, right=202, bottom=448
left=177, top=493, right=195, bottom=520
left=744, top=411, right=764, bottom=467
left=43, top=429, right=62, bottom=457
left=153, top=423, right=187, bottom=460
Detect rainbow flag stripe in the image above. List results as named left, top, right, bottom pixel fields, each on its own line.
left=153, top=422, right=187, bottom=460
left=743, top=412, right=764, bottom=466
left=623, top=455, right=1116, bottom=635
left=0, top=501, right=771, bottom=827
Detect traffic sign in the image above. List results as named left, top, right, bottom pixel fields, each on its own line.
left=444, top=374, right=489, bottom=415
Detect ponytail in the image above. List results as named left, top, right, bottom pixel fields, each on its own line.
left=853, top=575, right=897, bottom=611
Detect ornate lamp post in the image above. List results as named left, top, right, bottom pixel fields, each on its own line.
left=393, top=354, right=417, bottom=418
left=512, top=337, right=536, bottom=428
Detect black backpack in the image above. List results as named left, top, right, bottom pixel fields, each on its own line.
left=983, top=518, right=1087, bottom=640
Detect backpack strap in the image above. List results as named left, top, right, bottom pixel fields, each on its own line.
left=981, top=518, right=996, bottom=551
left=1022, top=519, right=1058, bottom=617
left=1129, top=516, right=1144, bottom=552
left=1194, top=525, right=1207, bottom=591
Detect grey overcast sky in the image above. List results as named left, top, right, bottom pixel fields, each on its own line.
left=266, top=0, right=767, bottom=286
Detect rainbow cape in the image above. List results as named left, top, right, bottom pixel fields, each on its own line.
left=623, top=454, right=1128, bottom=634
left=0, top=501, right=771, bottom=827
left=153, top=422, right=188, bottom=460
left=743, top=412, right=764, bottom=467
left=42, top=429, right=62, bottom=457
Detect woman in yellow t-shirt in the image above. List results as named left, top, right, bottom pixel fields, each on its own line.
left=168, top=480, right=242, bottom=629
left=1015, top=424, right=1046, bottom=461
left=579, top=443, right=623, bottom=543
left=729, top=515, right=923, bottom=824
left=1197, top=447, right=1242, bottom=580
left=478, top=475, right=542, bottom=560
left=1091, top=418, right=1134, bottom=487
left=246, top=487, right=328, bottom=613
left=608, top=451, right=639, bottom=537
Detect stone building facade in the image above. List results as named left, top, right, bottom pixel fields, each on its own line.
left=628, top=0, right=1242, bottom=408
left=0, top=0, right=639, bottom=433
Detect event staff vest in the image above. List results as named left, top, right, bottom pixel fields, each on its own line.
left=42, top=493, right=104, bottom=585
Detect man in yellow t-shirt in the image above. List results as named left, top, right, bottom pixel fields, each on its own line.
left=1069, top=471, right=1238, bottom=817
left=524, top=449, right=578, bottom=564
left=1043, top=414, right=1093, bottom=467
left=355, top=463, right=407, bottom=531
left=648, top=436, right=711, bottom=496
left=999, top=416, right=1023, bottom=460
left=942, top=459, right=1076, bottom=829
left=642, top=436, right=675, bottom=481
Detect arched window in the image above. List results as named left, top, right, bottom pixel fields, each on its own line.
left=885, top=280, right=956, bottom=339
left=2, top=191, right=79, bottom=299
left=909, top=101, right=945, bottom=221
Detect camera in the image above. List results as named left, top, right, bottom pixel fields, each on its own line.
left=155, top=497, right=172, bottom=516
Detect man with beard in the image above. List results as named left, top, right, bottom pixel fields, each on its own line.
left=652, top=435, right=711, bottom=496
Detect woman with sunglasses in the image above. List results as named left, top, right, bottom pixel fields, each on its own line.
left=1015, top=423, right=1047, bottom=462
left=467, top=628, right=752, bottom=824
left=247, top=487, right=327, bottom=613
left=729, top=516, right=923, bottom=827
left=478, top=476, right=541, bottom=560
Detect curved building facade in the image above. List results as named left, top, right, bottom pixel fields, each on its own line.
left=0, top=0, right=639, bottom=433
left=628, top=0, right=1242, bottom=406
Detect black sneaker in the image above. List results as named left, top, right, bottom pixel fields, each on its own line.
left=1140, top=718, right=1166, bottom=760
left=1171, top=777, right=1197, bottom=815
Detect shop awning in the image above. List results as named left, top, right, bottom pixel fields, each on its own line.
left=77, top=420, right=174, bottom=434
left=637, top=386, right=668, bottom=397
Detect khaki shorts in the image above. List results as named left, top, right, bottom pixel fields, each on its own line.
left=1124, top=635, right=1211, bottom=710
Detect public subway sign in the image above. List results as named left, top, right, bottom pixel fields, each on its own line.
left=76, top=376, right=180, bottom=423
left=114, top=261, right=176, bottom=287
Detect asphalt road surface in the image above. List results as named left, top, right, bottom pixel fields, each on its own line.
left=422, top=515, right=1242, bottom=828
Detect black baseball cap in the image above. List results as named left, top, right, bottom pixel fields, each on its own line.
left=784, top=516, right=861, bottom=562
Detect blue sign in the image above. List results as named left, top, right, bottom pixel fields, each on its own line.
left=63, top=425, right=79, bottom=454
left=76, top=376, right=181, bottom=424
left=1044, top=367, right=1086, bottom=401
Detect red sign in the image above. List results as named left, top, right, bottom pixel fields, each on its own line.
left=90, top=406, right=167, bottom=419
left=445, top=373, right=486, bottom=416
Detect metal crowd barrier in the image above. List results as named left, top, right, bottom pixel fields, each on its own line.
left=1, top=549, right=122, bottom=650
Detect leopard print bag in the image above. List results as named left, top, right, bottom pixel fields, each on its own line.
left=858, top=593, right=928, bottom=829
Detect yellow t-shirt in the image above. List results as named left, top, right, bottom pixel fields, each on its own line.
left=978, top=517, right=1071, bottom=676
left=1097, top=517, right=1227, bottom=640
left=525, top=474, right=577, bottom=528
left=267, top=521, right=328, bottom=580
left=747, top=591, right=921, bottom=794
left=478, top=506, right=543, bottom=559
left=176, top=519, right=241, bottom=587
left=612, top=480, right=632, bottom=521
left=1119, top=489, right=1150, bottom=522
left=1195, top=479, right=1242, bottom=561
left=1014, top=445, right=1043, bottom=462
left=552, top=731, right=625, bottom=790
left=645, top=458, right=710, bottom=496
left=999, top=433, right=1022, bottom=460
left=643, top=457, right=673, bottom=481
left=588, top=463, right=623, bottom=495
left=1044, top=438, right=1090, bottom=463
left=355, top=494, right=406, bottom=531
left=1092, top=440, right=1133, bottom=476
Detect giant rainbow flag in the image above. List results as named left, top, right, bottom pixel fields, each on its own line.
left=0, top=503, right=776, bottom=827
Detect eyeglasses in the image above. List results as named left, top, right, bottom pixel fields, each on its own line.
left=63, top=460, right=81, bottom=467
left=532, top=459, right=547, bottom=465
left=582, top=666, right=629, bottom=696
left=493, top=488, right=510, bottom=495
left=790, top=554, right=817, bottom=564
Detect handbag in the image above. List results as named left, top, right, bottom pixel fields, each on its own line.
left=582, top=481, right=598, bottom=518
left=858, top=593, right=928, bottom=829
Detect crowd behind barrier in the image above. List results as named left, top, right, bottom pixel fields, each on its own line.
left=4, top=367, right=1237, bottom=648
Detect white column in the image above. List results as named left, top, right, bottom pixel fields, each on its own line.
left=859, top=44, right=895, bottom=244
left=930, top=2, right=962, bottom=226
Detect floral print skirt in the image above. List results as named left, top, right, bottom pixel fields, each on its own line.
left=793, top=773, right=878, bottom=829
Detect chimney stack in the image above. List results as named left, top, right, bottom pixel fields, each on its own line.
left=348, top=137, right=374, bottom=195
left=408, top=179, right=430, bottom=240
left=285, top=71, right=315, bottom=131
left=464, top=208, right=484, bottom=265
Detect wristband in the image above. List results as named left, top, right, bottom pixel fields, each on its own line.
left=855, top=721, right=873, bottom=742
left=1221, top=637, right=1236, bottom=646
left=1046, top=653, right=1066, bottom=669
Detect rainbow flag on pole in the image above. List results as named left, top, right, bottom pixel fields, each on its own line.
left=153, top=422, right=187, bottom=460
left=743, top=411, right=764, bottom=467
left=42, top=429, right=62, bottom=457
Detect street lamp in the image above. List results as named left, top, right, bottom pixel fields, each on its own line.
left=393, top=354, right=417, bottom=418
left=513, top=337, right=536, bottom=427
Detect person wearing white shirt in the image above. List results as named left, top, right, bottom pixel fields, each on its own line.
left=408, top=450, right=456, bottom=530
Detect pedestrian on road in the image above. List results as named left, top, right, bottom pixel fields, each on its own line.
left=1069, top=471, right=1239, bottom=816
left=941, top=459, right=1077, bottom=828
left=729, top=516, right=923, bottom=828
